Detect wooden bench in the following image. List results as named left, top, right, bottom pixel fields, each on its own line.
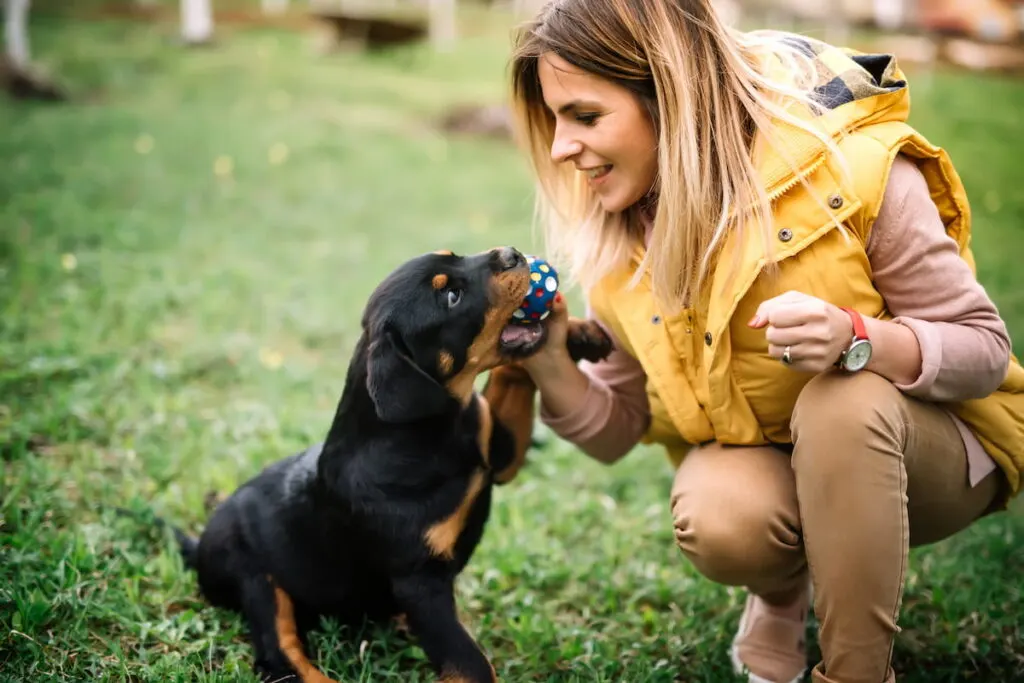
left=308, top=1, right=430, bottom=51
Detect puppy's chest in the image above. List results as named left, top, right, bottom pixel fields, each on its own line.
left=420, top=438, right=493, bottom=564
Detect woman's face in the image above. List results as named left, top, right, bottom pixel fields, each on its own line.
left=537, top=51, right=659, bottom=214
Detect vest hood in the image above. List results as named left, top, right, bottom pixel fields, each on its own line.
left=754, top=33, right=912, bottom=198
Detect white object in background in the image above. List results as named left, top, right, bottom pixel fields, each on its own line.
left=4, top=0, right=31, bottom=69
left=262, top=0, right=289, bottom=15
left=874, top=0, right=905, bottom=30
left=181, top=0, right=213, bottom=44
left=429, top=0, right=456, bottom=50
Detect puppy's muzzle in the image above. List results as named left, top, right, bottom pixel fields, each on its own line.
left=493, top=246, right=526, bottom=273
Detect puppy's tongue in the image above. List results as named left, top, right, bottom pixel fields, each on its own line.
left=500, top=324, right=540, bottom=344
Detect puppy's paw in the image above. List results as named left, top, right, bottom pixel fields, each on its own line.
left=566, top=319, right=614, bottom=363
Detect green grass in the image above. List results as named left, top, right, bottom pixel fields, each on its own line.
left=2, top=9, right=1023, bottom=682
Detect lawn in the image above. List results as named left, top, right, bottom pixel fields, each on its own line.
left=1, top=5, right=1022, bottom=683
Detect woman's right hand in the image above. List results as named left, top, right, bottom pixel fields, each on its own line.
left=518, top=293, right=573, bottom=379
left=513, top=293, right=601, bottom=424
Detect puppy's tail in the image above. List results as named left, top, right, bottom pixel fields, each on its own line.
left=170, top=525, right=200, bottom=570
left=113, top=506, right=200, bottom=570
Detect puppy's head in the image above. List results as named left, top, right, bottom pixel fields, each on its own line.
left=361, top=246, right=545, bottom=423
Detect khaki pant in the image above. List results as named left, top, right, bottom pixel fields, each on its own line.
left=670, top=370, right=1004, bottom=683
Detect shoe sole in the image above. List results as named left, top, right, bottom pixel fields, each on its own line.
left=729, top=643, right=805, bottom=683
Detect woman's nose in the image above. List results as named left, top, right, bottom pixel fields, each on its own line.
left=550, top=131, right=583, bottom=163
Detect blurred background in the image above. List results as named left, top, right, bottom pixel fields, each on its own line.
left=2, top=1, right=1022, bottom=681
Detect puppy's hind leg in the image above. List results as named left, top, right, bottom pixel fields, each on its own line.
left=237, top=573, right=337, bottom=683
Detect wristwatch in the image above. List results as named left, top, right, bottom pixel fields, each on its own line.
left=836, top=306, right=872, bottom=372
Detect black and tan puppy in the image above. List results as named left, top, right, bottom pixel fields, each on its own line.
left=169, top=246, right=612, bottom=683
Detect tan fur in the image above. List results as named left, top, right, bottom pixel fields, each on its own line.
left=424, top=470, right=487, bottom=560
left=474, top=394, right=494, bottom=467
left=439, top=666, right=497, bottom=683
left=433, top=273, right=449, bottom=290
left=391, top=612, right=410, bottom=634
left=439, top=350, right=455, bottom=376
left=273, top=584, right=339, bottom=683
left=482, top=366, right=536, bottom=484
left=445, top=270, right=530, bottom=406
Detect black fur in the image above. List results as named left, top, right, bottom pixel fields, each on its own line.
left=159, top=247, right=612, bottom=682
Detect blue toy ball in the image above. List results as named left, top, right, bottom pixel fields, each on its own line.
left=512, top=255, right=559, bottom=324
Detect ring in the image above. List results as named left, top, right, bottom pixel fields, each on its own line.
left=781, top=346, right=793, bottom=365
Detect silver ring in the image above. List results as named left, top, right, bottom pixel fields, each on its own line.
left=782, top=346, right=793, bottom=365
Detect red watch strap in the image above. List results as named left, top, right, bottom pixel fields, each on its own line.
left=839, top=306, right=868, bottom=340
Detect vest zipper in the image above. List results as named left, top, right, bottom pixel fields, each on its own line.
left=766, top=153, right=828, bottom=204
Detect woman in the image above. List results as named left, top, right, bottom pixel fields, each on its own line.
left=506, top=1, right=1024, bottom=682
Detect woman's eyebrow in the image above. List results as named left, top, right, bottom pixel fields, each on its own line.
left=557, top=100, right=603, bottom=114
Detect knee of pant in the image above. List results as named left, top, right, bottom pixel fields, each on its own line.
left=791, top=370, right=908, bottom=473
left=671, top=485, right=801, bottom=587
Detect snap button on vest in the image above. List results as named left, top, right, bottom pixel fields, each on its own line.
left=778, top=228, right=793, bottom=242
left=828, top=193, right=844, bottom=209
left=704, top=332, right=712, bottom=346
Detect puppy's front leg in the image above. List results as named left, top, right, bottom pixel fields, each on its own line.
left=391, top=573, right=496, bottom=682
left=481, top=365, right=535, bottom=485
left=482, top=319, right=614, bottom=484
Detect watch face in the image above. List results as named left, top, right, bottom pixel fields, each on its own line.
left=844, top=340, right=872, bottom=371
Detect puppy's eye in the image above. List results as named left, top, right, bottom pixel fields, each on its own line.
left=447, top=289, right=462, bottom=308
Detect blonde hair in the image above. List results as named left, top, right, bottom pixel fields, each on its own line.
left=509, top=0, right=850, bottom=312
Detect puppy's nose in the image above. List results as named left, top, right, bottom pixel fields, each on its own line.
left=495, top=246, right=525, bottom=271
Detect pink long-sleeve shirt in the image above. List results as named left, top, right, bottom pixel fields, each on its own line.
left=541, top=155, right=1011, bottom=487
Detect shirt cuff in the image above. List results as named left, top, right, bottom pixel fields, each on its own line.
left=888, top=316, right=942, bottom=397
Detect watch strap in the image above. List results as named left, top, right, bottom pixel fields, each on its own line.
left=839, top=306, right=869, bottom=341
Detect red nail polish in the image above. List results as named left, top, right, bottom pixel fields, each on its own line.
left=555, top=293, right=563, bottom=303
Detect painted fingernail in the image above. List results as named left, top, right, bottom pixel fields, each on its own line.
left=555, top=293, right=563, bottom=303
left=748, top=315, right=759, bottom=326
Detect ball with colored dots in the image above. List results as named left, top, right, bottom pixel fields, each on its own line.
left=511, top=255, right=559, bottom=324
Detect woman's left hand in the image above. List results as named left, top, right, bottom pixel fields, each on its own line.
left=748, top=290, right=854, bottom=373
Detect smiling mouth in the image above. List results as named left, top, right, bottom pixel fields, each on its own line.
left=585, top=165, right=612, bottom=180
left=498, top=322, right=548, bottom=358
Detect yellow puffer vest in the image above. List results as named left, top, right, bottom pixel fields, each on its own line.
left=587, top=38, right=1024, bottom=503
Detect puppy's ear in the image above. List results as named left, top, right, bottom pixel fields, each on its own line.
left=366, top=330, right=452, bottom=423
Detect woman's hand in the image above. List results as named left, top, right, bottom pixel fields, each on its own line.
left=518, top=293, right=572, bottom=376
left=748, top=290, right=853, bottom=373
left=511, top=293, right=594, bottom=418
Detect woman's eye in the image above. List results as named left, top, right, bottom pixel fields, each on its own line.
left=447, top=289, right=462, bottom=308
left=576, top=113, right=600, bottom=126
